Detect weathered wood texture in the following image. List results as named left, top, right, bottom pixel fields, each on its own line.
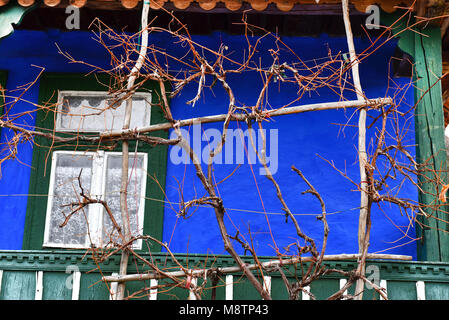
left=413, top=26, right=449, bottom=262
left=382, top=10, right=449, bottom=262
left=1, top=251, right=449, bottom=300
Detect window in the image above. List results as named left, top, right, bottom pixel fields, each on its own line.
left=56, top=91, right=151, bottom=132
left=23, top=73, right=169, bottom=251
left=43, top=151, right=147, bottom=249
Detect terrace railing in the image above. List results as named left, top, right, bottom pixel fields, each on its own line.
left=0, top=250, right=448, bottom=300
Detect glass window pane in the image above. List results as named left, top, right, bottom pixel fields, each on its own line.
left=102, top=154, right=145, bottom=246
left=57, top=92, right=151, bottom=132
left=47, top=153, right=93, bottom=246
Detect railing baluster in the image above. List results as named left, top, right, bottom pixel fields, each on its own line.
left=188, top=277, right=198, bottom=300
left=380, top=280, right=387, bottom=300
left=149, top=279, right=158, bottom=300
left=109, top=272, right=119, bottom=300
left=339, top=279, right=348, bottom=299
left=302, top=285, right=311, bottom=300
left=35, top=271, right=43, bottom=300
left=416, top=281, right=426, bottom=300
left=225, top=275, right=233, bottom=300
left=0, top=270, right=3, bottom=297
left=263, top=276, right=271, bottom=298
left=71, top=271, right=81, bottom=300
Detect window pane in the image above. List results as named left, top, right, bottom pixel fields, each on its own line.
left=47, top=153, right=93, bottom=246
left=102, top=154, right=145, bottom=246
left=57, top=91, right=151, bottom=132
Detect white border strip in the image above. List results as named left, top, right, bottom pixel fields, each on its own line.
left=109, top=273, right=119, bottom=300
left=416, top=281, right=426, bottom=300
left=380, top=280, right=387, bottom=300
left=302, top=285, right=311, bottom=300
left=263, top=276, right=271, bottom=298
left=225, top=275, right=233, bottom=300
left=188, top=277, right=198, bottom=300
left=149, top=279, right=158, bottom=300
left=71, top=271, right=81, bottom=300
left=339, top=279, right=348, bottom=299
left=35, top=271, right=43, bottom=300
left=0, top=270, right=3, bottom=297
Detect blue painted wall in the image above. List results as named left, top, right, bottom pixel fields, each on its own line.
left=0, top=28, right=417, bottom=259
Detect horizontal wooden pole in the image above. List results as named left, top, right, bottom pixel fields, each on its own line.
left=100, top=97, right=393, bottom=139
left=102, top=252, right=411, bottom=283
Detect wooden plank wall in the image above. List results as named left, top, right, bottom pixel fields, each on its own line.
left=1, top=269, right=448, bottom=300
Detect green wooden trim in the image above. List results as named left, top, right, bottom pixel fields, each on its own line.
left=4, top=250, right=449, bottom=300
left=0, top=271, right=36, bottom=300
left=42, top=272, right=72, bottom=300
left=2, top=250, right=449, bottom=282
left=381, top=11, right=449, bottom=262
left=22, top=73, right=169, bottom=251
left=412, top=27, right=449, bottom=262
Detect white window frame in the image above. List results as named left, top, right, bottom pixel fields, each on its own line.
left=99, top=151, right=148, bottom=249
left=43, top=150, right=148, bottom=249
left=42, top=90, right=151, bottom=249
left=55, top=90, right=152, bottom=133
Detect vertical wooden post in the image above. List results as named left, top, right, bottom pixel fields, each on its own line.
left=413, top=26, right=449, bottom=262
left=381, top=11, right=449, bottom=262
left=341, top=0, right=370, bottom=300
left=117, top=0, right=151, bottom=300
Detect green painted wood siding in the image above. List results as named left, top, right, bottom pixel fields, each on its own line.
left=0, top=271, right=35, bottom=300
left=385, top=281, right=417, bottom=300
left=381, top=11, right=449, bottom=262
left=1, top=251, right=449, bottom=300
left=413, top=27, right=449, bottom=262
left=42, top=272, right=72, bottom=300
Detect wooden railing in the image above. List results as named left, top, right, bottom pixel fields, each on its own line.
left=0, top=250, right=448, bottom=300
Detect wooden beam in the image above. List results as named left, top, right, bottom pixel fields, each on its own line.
left=103, top=253, right=413, bottom=283
left=414, top=26, right=449, bottom=262
left=382, top=10, right=449, bottom=262
left=99, top=97, right=392, bottom=139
